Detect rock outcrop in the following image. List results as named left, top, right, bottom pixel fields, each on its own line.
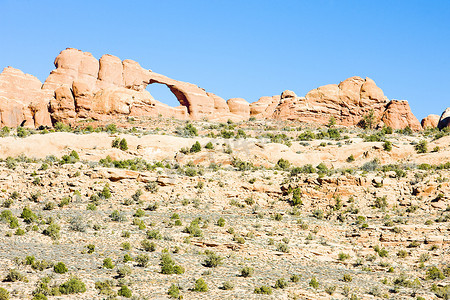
left=270, top=77, right=421, bottom=130
left=0, top=67, right=52, bottom=128
left=421, top=114, right=440, bottom=129
left=0, top=48, right=423, bottom=130
left=438, top=108, right=450, bottom=130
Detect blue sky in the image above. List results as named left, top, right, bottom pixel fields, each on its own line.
left=1, top=0, right=449, bottom=120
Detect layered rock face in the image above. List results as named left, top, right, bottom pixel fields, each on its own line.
left=0, top=48, right=423, bottom=130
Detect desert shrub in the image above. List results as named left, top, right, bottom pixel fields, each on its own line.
left=190, top=141, right=201, bottom=153
left=216, top=217, right=225, bottom=227
left=141, top=240, right=156, bottom=252
left=59, top=277, right=86, bottom=294
left=0, top=287, right=9, bottom=300
left=254, top=285, right=272, bottom=295
left=117, top=266, right=132, bottom=278
left=427, top=266, right=445, bottom=280
left=183, top=222, right=203, bottom=237
left=117, top=285, right=132, bottom=298
left=291, top=187, right=302, bottom=206
left=43, top=223, right=60, bottom=240
left=135, top=254, right=149, bottom=267
left=347, top=154, right=355, bottom=162
left=277, top=243, right=289, bottom=253
left=383, top=141, right=392, bottom=151
left=221, top=281, right=234, bottom=290
left=123, top=254, right=133, bottom=263
left=160, top=253, right=185, bottom=274
left=373, top=196, right=388, bottom=210
left=325, top=285, right=337, bottom=295
left=15, top=228, right=25, bottom=235
left=86, top=244, right=95, bottom=254
left=205, top=142, right=214, bottom=149
left=5, top=269, right=27, bottom=282
left=415, top=140, right=428, bottom=153
left=203, top=251, right=223, bottom=268
left=343, top=274, right=353, bottom=282
left=21, top=207, right=37, bottom=224
left=168, top=284, right=181, bottom=298
left=290, top=274, right=300, bottom=282
left=431, top=284, right=450, bottom=299
left=240, top=266, right=254, bottom=277
left=361, top=159, right=379, bottom=172
left=134, top=208, right=145, bottom=218
left=232, top=158, right=254, bottom=171
left=69, top=215, right=87, bottom=232
left=100, top=184, right=111, bottom=199
left=110, top=210, right=126, bottom=222
left=178, top=123, right=198, bottom=137
left=338, top=252, right=350, bottom=261
left=312, top=209, right=324, bottom=219
left=309, top=277, right=319, bottom=289
left=17, top=126, right=29, bottom=138
left=121, top=242, right=131, bottom=250
left=54, top=262, right=68, bottom=274
left=102, top=258, right=115, bottom=269
left=145, top=181, right=159, bottom=193
left=274, top=278, right=288, bottom=289
left=60, top=150, right=79, bottom=164
left=374, top=245, right=389, bottom=257
left=359, top=110, right=375, bottom=129
left=146, top=229, right=162, bottom=240
left=276, top=158, right=291, bottom=170
left=193, top=278, right=208, bottom=292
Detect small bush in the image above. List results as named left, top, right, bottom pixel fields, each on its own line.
left=102, top=258, right=115, bottom=269
left=59, top=277, right=86, bottom=294
left=43, top=223, right=60, bottom=240
left=427, top=266, right=444, bottom=280
left=221, top=281, right=234, bottom=290
left=254, top=285, right=272, bottom=295
left=190, top=141, right=202, bottom=153
left=193, top=278, right=208, bottom=292
left=54, top=262, right=68, bottom=274
left=135, top=254, right=149, bottom=267
left=274, top=278, right=288, bottom=289
left=0, top=288, right=9, bottom=300
left=117, top=285, right=132, bottom=298
left=343, top=274, right=353, bottom=282
left=415, top=140, right=428, bottom=154
left=240, top=266, right=254, bottom=277
left=168, top=284, right=180, bottom=298
left=117, top=266, right=132, bottom=278
left=141, top=240, right=156, bottom=252
left=216, top=217, right=225, bottom=227
left=309, top=277, right=319, bottom=289
left=203, top=251, right=223, bottom=268
left=5, top=269, right=27, bottom=282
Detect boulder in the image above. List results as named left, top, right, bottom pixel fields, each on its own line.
left=438, top=107, right=450, bottom=130
left=421, top=114, right=440, bottom=129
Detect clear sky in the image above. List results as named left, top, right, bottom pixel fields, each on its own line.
left=1, top=0, right=449, bottom=120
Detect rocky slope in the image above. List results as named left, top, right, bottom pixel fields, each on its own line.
left=0, top=48, right=423, bottom=130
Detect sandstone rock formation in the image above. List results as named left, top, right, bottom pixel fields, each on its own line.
left=421, top=114, right=440, bottom=129
left=0, top=48, right=423, bottom=130
left=438, top=107, right=450, bottom=130
left=270, top=76, right=421, bottom=130
left=0, top=67, right=52, bottom=128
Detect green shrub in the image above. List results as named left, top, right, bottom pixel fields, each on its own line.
left=427, top=266, right=444, bottom=280
left=240, top=266, right=254, bottom=277
left=59, top=277, right=86, bottom=294
left=383, top=141, right=392, bottom=151
left=0, top=287, right=9, bottom=300
left=338, top=252, right=350, bottom=261
left=221, top=281, right=234, bottom=290
left=141, top=240, right=156, bottom=252
left=276, top=158, right=291, bottom=170
left=274, top=278, right=288, bottom=289
left=15, top=228, right=25, bottom=235
left=160, top=253, right=185, bottom=274
left=102, top=258, right=115, bottom=269
left=190, top=141, right=201, bottom=153
left=5, top=269, right=27, bottom=282
left=21, top=207, right=36, bottom=223
left=205, top=142, right=214, bottom=149
left=254, top=285, right=272, bottom=295
left=117, top=266, right=132, bottom=278
left=43, top=223, right=60, bottom=240
left=117, top=285, right=132, bottom=298
left=309, top=277, right=319, bottom=289
left=415, top=140, right=428, bottom=154
left=168, top=284, right=180, bottom=298
left=290, top=274, right=300, bottom=282
left=193, top=278, right=208, bottom=292
left=216, top=217, right=225, bottom=227
left=347, top=154, right=355, bottom=162
left=135, top=254, right=149, bottom=267
left=203, top=251, right=223, bottom=268
left=146, top=229, right=162, bottom=240
left=86, top=244, right=95, bottom=254
left=343, top=274, right=353, bottom=282
left=54, top=262, right=68, bottom=274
